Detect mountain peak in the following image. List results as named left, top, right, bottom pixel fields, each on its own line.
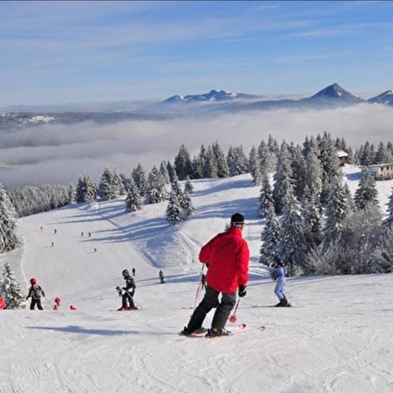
left=310, top=83, right=363, bottom=103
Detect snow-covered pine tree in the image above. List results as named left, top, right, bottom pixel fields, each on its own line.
left=98, top=168, right=113, bottom=201
left=227, top=145, right=248, bottom=176
left=338, top=205, right=382, bottom=274
left=170, top=171, right=182, bottom=194
left=184, top=175, right=194, bottom=194
left=302, top=190, right=322, bottom=251
left=356, top=141, right=375, bottom=166
left=174, top=144, right=193, bottom=180
left=277, top=181, right=307, bottom=275
left=259, top=199, right=280, bottom=266
left=289, top=143, right=307, bottom=201
left=249, top=145, right=262, bottom=186
left=166, top=192, right=182, bottom=225
left=258, top=172, right=273, bottom=218
left=1, top=262, right=25, bottom=309
left=68, top=184, right=76, bottom=204
left=132, top=163, right=148, bottom=197
left=0, top=183, right=21, bottom=253
left=159, top=161, right=171, bottom=184
left=272, top=140, right=293, bottom=215
left=146, top=166, right=168, bottom=204
left=375, top=141, right=393, bottom=164
left=76, top=174, right=97, bottom=203
left=321, top=174, right=349, bottom=250
left=204, top=145, right=218, bottom=178
left=125, top=178, right=143, bottom=212
left=112, top=169, right=124, bottom=197
left=180, top=191, right=195, bottom=218
left=354, top=168, right=379, bottom=210
left=383, top=186, right=393, bottom=228
left=258, top=139, right=276, bottom=174
left=305, top=146, right=323, bottom=205
left=317, top=132, right=342, bottom=204
left=212, top=141, right=229, bottom=178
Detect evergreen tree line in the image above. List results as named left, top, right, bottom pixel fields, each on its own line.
left=3, top=133, right=393, bottom=276
left=257, top=132, right=393, bottom=276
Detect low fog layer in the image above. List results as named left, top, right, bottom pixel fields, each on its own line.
left=1, top=104, right=392, bottom=189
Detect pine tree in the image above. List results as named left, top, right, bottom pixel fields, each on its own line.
left=132, top=163, right=148, bottom=197
left=180, top=191, right=195, bottom=218
left=212, top=141, right=229, bottom=178
left=166, top=192, right=183, bottom=225
left=258, top=172, right=273, bottom=218
left=277, top=182, right=307, bottom=275
left=125, top=178, right=143, bottom=212
left=76, top=174, right=97, bottom=203
left=159, top=160, right=171, bottom=184
left=184, top=175, right=194, bottom=194
left=0, top=183, right=21, bottom=253
left=146, top=166, right=168, bottom=204
left=259, top=200, right=280, bottom=266
left=174, top=144, right=193, bottom=180
left=321, top=175, right=349, bottom=250
left=68, top=184, right=76, bottom=204
left=204, top=145, right=218, bottom=178
left=272, top=141, right=293, bottom=215
left=1, top=262, right=25, bottom=309
left=354, top=168, right=379, bottom=210
left=384, top=186, right=393, bottom=228
left=318, top=132, right=342, bottom=204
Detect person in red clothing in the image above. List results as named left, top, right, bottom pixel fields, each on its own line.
left=181, top=213, right=250, bottom=337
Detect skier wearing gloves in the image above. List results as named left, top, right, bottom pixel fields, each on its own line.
left=272, top=254, right=290, bottom=307
left=181, top=213, right=250, bottom=337
left=117, top=269, right=137, bottom=310
left=26, top=278, right=46, bottom=310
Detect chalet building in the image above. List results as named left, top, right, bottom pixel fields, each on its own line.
left=366, top=163, right=393, bottom=181
left=337, top=150, right=348, bottom=166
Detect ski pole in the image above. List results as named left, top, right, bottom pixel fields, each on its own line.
left=229, top=299, right=240, bottom=323
left=192, top=264, right=205, bottom=310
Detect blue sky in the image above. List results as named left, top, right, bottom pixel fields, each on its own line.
left=1, top=0, right=393, bottom=106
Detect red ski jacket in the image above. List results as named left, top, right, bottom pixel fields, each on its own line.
left=199, top=226, right=249, bottom=293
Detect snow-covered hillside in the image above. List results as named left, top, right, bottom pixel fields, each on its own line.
left=1, top=166, right=393, bottom=393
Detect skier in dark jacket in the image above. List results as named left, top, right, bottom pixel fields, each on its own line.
left=159, top=270, right=165, bottom=284
left=181, top=213, right=250, bottom=337
left=26, top=278, right=46, bottom=310
left=117, top=269, right=137, bottom=310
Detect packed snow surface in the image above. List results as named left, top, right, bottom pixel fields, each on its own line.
left=1, top=166, right=393, bottom=392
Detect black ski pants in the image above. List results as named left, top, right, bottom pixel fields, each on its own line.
left=122, top=292, right=135, bottom=308
left=186, top=285, right=236, bottom=333
left=30, top=298, right=43, bottom=310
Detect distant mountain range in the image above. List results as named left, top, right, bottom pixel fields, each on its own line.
left=1, top=83, right=393, bottom=130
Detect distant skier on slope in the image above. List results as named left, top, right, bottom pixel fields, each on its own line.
left=272, top=254, right=291, bottom=307
left=26, top=278, right=46, bottom=310
left=159, top=270, right=165, bottom=284
left=117, top=269, right=137, bottom=310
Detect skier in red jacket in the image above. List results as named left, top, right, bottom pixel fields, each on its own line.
left=181, top=213, right=250, bottom=337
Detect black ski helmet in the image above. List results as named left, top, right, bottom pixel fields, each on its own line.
left=122, top=269, right=130, bottom=277
left=231, top=213, right=244, bottom=228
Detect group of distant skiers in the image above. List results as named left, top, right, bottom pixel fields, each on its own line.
left=16, top=212, right=290, bottom=338
left=22, top=267, right=166, bottom=311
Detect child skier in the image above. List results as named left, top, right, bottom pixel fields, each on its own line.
left=53, top=297, right=61, bottom=310
left=159, top=270, right=165, bottom=284
left=272, top=254, right=290, bottom=307
left=26, top=278, right=46, bottom=310
left=117, top=269, right=137, bottom=310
